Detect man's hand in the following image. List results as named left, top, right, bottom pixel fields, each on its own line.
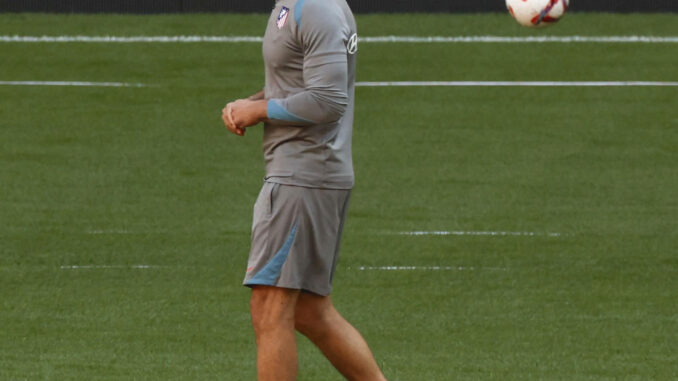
left=230, top=99, right=268, bottom=129
left=222, top=99, right=268, bottom=137
left=222, top=102, right=245, bottom=136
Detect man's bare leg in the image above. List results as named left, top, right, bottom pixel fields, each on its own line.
left=295, top=293, right=387, bottom=381
left=250, top=286, right=300, bottom=381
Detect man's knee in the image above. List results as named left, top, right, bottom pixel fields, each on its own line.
left=250, top=286, right=299, bottom=335
left=294, top=293, right=334, bottom=337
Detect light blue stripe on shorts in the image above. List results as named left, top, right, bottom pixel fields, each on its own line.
left=246, top=222, right=298, bottom=286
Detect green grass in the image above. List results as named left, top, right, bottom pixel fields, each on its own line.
left=1, top=12, right=677, bottom=380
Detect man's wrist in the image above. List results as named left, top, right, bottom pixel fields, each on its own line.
left=252, top=99, right=269, bottom=121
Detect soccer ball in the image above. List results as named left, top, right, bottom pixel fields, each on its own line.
left=506, top=0, right=570, bottom=28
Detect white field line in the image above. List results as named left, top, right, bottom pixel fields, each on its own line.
left=354, top=266, right=507, bottom=271
left=87, top=229, right=133, bottom=235
left=0, top=81, right=146, bottom=87
left=357, top=81, right=678, bottom=87
left=86, top=229, right=170, bottom=235
left=60, top=265, right=158, bottom=270
left=362, top=35, right=678, bottom=43
left=2, top=35, right=678, bottom=44
left=399, top=231, right=564, bottom=237
left=0, top=35, right=265, bottom=43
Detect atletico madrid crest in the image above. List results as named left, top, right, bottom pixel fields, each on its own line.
left=277, top=6, right=290, bottom=29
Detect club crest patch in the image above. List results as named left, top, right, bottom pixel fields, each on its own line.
left=277, top=6, right=290, bottom=29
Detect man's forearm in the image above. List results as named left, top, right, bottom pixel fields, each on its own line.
left=246, top=100, right=269, bottom=124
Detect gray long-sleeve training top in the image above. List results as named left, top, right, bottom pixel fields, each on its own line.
left=262, top=0, right=358, bottom=190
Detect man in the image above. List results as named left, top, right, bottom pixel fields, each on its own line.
left=221, top=0, right=387, bottom=380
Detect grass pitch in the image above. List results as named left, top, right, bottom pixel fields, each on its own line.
left=1, top=12, right=677, bottom=380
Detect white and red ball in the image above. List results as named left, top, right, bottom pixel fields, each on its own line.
left=506, top=0, right=570, bottom=28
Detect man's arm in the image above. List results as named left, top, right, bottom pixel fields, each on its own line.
left=266, top=60, right=348, bottom=126
left=227, top=53, right=348, bottom=133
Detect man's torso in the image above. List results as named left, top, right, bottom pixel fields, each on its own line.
left=262, top=0, right=357, bottom=189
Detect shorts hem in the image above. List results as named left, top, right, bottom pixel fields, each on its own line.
left=243, top=282, right=331, bottom=297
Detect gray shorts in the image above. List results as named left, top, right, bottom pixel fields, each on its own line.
left=243, top=182, right=351, bottom=296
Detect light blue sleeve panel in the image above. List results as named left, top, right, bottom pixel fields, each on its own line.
left=268, top=0, right=349, bottom=126
left=267, top=99, right=313, bottom=124
left=294, top=0, right=306, bottom=27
